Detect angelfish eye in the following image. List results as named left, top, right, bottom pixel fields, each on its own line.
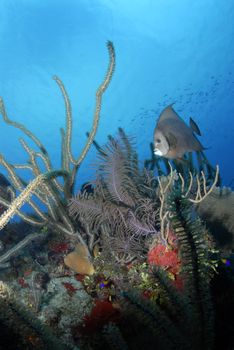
left=156, top=139, right=161, bottom=143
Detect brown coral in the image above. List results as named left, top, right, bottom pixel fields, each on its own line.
left=197, top=186, right=234, bottom=253
left=64, top=243, right=94, bottom=275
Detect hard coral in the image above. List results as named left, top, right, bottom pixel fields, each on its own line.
left=64, top=243, right=94, bottom=275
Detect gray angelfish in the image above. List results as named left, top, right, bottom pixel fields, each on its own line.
left=153, top=104, right=204, bottom=160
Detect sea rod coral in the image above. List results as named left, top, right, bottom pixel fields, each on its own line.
left=0, top=41, right=115, bottom=246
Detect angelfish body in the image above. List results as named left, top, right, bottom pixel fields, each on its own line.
left=153, top=104, right=204, bottom=159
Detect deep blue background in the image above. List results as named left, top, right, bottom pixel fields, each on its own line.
left=0, top=0, right=233, bottom=190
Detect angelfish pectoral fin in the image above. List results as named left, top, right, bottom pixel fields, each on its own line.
left=167, top=132, right=177, bottom=149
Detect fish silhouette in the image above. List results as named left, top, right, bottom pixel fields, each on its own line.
left=153, top=104, right=204, bottom=159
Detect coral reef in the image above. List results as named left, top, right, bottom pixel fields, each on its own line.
left=0, top=41, right=115, bottom=350
left=0, top=281, right=64, bottom=350
left=0, top=41, right=233, bottom=349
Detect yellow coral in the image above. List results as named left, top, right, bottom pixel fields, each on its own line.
left=64, top=243, right=94, bottom=275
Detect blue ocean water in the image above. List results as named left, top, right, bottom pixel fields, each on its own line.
left=0, top=3, right=234, bottom=349
left=0, top=0, right=233, bottom=190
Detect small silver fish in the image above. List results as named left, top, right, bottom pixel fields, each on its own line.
left=153, top=104, right=204, bottom=159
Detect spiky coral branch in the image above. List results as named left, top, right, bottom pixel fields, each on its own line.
left=0, top=174, right=46, bottom=231
left=157, top=164, right=219, bottom=244
left=186, top=165, right=219, bottom=203
left=0, top=42, right=115, bottom=240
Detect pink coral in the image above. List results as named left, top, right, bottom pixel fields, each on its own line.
left=148, top=244, right=181, bottom=275
left=147, top=243, right=184, bottom=291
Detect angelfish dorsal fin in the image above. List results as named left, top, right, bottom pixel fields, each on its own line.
left=158, top=103, right=178, bottom=122
left=190, top=117, right=201, bottom=136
